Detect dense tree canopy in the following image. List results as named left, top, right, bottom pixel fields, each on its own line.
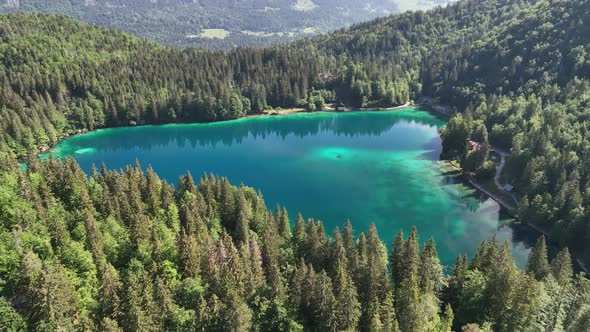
left=2, top=0, right=590, bottom=329
left=2, top=0, right=589, bottom=267
left=0, top=156, right=588, bottom=331
left=0, top=7, right=425, bottom=158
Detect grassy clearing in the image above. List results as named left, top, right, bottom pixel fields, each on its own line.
left=241, top=30, right=285, bottom=37
left=449, top=160, right=461, bottom=170
left=291, top=0, right=318, bottom=11
left=188, top=29, right=230, bottom=39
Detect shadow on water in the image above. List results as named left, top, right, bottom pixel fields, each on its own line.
left=509, top=219, right=586, bottom=273
left=46, top=109, right=445, bottom=156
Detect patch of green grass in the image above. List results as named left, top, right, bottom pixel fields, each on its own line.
left=291, top=0, right=318, bottom=11
left=241, top=30, right=284, bottom=37
left=449, top=160, right=461, bottom=169
left=188, top=29, right=230, bottom=39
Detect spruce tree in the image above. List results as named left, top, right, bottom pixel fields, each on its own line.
left=419, top=238, right=444, bottom=326
left=343, top=220, right=357, bottom=274
left=332, top=233, right=361, bottom=331
left=419, top=238, right=443, bottom=295
left=366, top=224, right=390, bottom=300
left=379, top=291, right=399, bottom=332
left=279, top=208, right=291, bottom=240
left=551, top=248, right=573, bottom=286
left=292, top=213, right=306, bottom=260
left=390, top=230, right=405, bottom=290
left=314, top=271, right=337, bottom=331
left=402, top=227, right=420, bottom=281
left=396, top=274, right=424, bottom=332
left=526, top=236, right=550, bottom=280
left=235, top=209, right=250, bottom=246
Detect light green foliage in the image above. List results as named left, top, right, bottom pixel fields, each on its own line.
left=0, top=157, right=588, bottom=331
left=527, top=236, right=550, bottom=280
left=0, top=0, right=590, bottom=330
left=0, top=297, right=26, bottom=331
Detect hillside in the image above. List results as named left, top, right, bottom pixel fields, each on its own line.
left=3, top=0, right=590, bottom=265
left=3, top=152, right=589, bottom=331
left=0, top=0, right=450, bottom=48
left=2, top=0, right=590, bottom=330
left=312, top=0, right=590, bottom=264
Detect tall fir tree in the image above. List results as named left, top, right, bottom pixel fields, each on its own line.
left=527, top=236, right=550, bottom=281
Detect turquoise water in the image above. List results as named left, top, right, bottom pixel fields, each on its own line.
left=43, top=107, right=533, bottom=267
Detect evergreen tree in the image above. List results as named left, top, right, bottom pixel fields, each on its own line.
left=396, top=274, right=424, bottom=332
left=332, top=233, right=361, bottom=331
left=527, top=236, right=550, bottom=281
left=279, top=207, right=291, bottom=240
left=419, top=238, right=444, bottom=295
left=343, top=220, right=357, bottom=273
left=390, top=230, right=405, bottom=290
left=551, top=248, right=574, bottom=286
left=402, top=227, right=420, bottom=281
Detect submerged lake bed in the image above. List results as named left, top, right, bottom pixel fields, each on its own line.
left=43, top=107, right=533, bottom=267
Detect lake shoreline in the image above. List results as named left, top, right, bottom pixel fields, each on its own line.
left=36, top=108, right=533, bottom=268
left=29, top=99, right=589, bottom=274
left=244, top=101, right=413, bottom=119
left=35, top=102, right=415, bottom=157
left=441, top=159, right=590, bottom=275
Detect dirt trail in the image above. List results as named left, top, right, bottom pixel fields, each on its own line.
left=492, top=147, right=518, bottom=207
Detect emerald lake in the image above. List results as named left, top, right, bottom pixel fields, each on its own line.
left=43, top=107, right=534, bottom=267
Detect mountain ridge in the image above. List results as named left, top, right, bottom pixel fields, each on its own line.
left=0, top=0, right=451, bottom=48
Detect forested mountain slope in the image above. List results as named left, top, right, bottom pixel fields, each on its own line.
left=437, top=0, right=590, bottom=263
left=0, top=11, right=423, bottom=158
left=0, top=0, right=552, bottom=158
left=2, top=0, right=590, bottom=267
left=2, top=0, right=590, bottom=330
left=313, top=0, right=590, bottom=264
left=0, top=0, right=450, bottom=48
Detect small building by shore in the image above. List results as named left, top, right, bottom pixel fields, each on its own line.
left=468, top=140, right=481, bottom=151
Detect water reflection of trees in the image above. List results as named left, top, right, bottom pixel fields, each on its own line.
left=71, top=112, right=442, bottom=152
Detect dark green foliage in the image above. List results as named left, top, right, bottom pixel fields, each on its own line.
left=527, top=236, right=550, bottom=280
left=0, top=297, right=27, bottom=331
left=421, top=0, right=590, bottom=266
left=0, top=12, right=417, bottom=159
left=0, top=156, right=589, bottom=331
left=2, top=0, right=590, bottom=330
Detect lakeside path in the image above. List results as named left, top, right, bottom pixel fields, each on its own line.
left=467, top=175, right=518, bottom=212
left=444, top=159, right=518, bottom=213
left=422, top=98, right=520, bottom=212
left=492, top=147, right=519, bottom=207
left=245, top=101, right=412, bottom=119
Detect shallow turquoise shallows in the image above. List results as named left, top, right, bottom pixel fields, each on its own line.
left=43, top=107, right=534, bottom=267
